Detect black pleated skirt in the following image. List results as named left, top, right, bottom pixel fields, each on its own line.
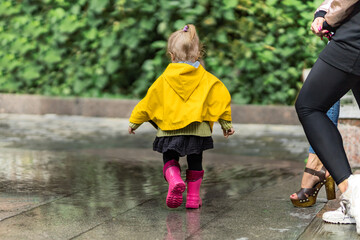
left=153, top=136, right=213, bottom=157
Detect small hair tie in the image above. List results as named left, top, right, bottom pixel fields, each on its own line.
left=183, top=25, right=189, bottom=32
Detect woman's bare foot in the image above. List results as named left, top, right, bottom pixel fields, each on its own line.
left=290, top=153, right=330, bottom=200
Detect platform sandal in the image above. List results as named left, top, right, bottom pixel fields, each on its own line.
left=291, top=166, right=336, bottom=207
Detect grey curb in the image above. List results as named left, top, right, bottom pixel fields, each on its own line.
left=0, top=94, right=300, bottom=125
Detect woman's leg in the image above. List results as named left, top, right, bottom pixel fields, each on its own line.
left=292, top=101, right=340, bottom=193
left=295, top=58, right=360, bottom=187
left=308, top=100, right=340, bottom=155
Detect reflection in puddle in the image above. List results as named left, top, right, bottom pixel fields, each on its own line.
left=0, top=147, right=296, bottom=204
left=186, top=209, right=202, bottom=238
left=164, top=209, right=202, bottom=240
left=0, top=115, right=311, bottom=238
left=165, top=212, right=184, bottom=240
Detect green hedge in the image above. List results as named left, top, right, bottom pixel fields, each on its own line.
left=0, top=0, right=325, bottom=104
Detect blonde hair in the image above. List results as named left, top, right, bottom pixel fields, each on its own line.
left=167, top=24, right=203, bottom=62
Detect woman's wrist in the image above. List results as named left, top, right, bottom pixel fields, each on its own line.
left=314, top=10, right=326, bottom=21
left=314, top=10, right=336, bottom=32
left=314, top=10, right=327, bottom=21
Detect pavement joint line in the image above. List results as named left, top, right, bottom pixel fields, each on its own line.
left=296, top=209, right=321, bottom=240
left=69, top=170, right=297, bottom=239
left=68, top=197, right=159, bottom=240
left=296, top=196, right=338, bottom=240
left=185, top=176, right=294, bottom=239
left=69, top=179, right=272, bottom=240
left=0, top=191, right=80, bottom=223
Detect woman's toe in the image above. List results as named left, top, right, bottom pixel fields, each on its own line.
left=290, top=193, right=298, bottom=200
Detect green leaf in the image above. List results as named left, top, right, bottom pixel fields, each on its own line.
left=21, top=66, right=41, bottom=81
left=89, top=0, right=109, bottom=13
left=151, top=41, right=166, bottom=49
left=223, top=0, right=238, bottom=9
left=43, top=50, right=62, bottom=64
left=84, top=28, right=98, bottom=40
left=59, top=15, right=84, bottom=33
left=174, top=20, right=187, bottom=30
left=106, top=60, right=118, bottom=74
left=266, top=0, right=278, bottom=6
left=216, top=32, right=228, bottom=44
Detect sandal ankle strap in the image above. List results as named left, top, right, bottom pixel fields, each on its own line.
left=304, top=166, right=326, bottom=181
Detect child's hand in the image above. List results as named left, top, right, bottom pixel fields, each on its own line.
left=222, top=128, right=235, bottom=138
left=128, top=126, right=136, bottom=134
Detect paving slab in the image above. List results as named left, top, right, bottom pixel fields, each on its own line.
left=0, top=113, right=358, bottom=239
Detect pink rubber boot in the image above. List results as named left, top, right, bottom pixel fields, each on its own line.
left=163, top=160, right=186, bottom=208
left=185, top=170, right=204, bottom=209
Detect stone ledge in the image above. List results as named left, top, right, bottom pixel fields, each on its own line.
left=0, top=94, right=137, bottom=118
left=339, top=105, right=360, bottom=119
left=0, top=93, right=300, bottom=125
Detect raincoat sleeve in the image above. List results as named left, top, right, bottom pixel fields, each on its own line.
left=129, top=79, right=160, bottom=125
left=206, top=80, right=232, bottom=122
left=129, top=98, right=150, bottom=125
left=218, top=83, right=232, bottom=122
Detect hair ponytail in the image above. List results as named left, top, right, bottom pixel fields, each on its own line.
left=167, top=24, right=203, bottom=62
left=186, top=24, right=196, bottom=40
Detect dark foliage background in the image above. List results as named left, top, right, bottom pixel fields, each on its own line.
left=0, top=0, right=325, bottom=104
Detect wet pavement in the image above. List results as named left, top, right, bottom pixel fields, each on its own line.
left=0, top=114, right=358, bottom=239
left=299, top=192, right=360, bottom=240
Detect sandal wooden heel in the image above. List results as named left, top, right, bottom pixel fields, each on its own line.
left=325, top=176, right=336, bottom=200
left=291, top=166, right=330, bottom=207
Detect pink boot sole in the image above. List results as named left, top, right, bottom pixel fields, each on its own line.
left=163, top=160, right=186, bottom=208
left=166, top=182, right=186, bottom=208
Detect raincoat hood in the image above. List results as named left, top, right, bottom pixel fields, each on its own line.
left=163, top=63, right=205, bottom=101
left=129, top=63, right=232, bottom=131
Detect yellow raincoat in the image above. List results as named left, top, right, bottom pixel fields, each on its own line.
left=129, top=63, right=232, bottom=131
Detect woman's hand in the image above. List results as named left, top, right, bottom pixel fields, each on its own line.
left=222, top=128, right=235, bottom=138
left=128, top=126, right=135, bottom=134
left=311, top=17, right=328, bottom=37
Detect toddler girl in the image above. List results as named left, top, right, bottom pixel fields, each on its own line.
left=128, top=24, right=234, bottom=209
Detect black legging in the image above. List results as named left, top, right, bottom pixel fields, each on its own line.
left=163, top=150, right=203, bottom=171
left=295, top=58, right=360, bottom=185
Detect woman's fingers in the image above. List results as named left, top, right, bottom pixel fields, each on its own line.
left=311, top=17, right=326, bottom=37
